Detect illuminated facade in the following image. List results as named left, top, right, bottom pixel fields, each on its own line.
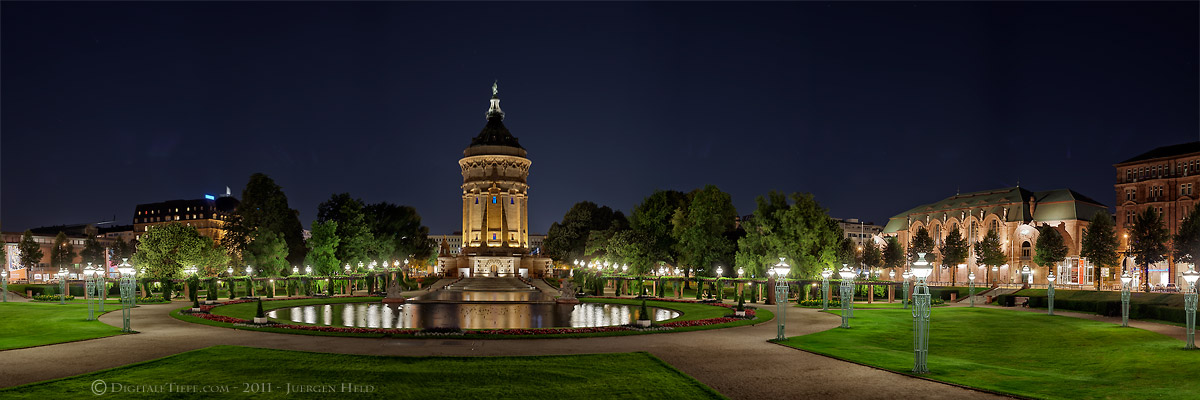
left=133, top=190, right=239, bottom=242
left=883, top=187, right=1108, bottom=287
left=1114, top=141, right=1200, bottom=286
left=438, top=84, right=552, bottom=277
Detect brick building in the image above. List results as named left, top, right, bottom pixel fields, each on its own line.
left=1113, top=141, right=1200, bottom=287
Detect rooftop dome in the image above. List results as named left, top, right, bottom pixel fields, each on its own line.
left=468, top=81, right=524, bottom=150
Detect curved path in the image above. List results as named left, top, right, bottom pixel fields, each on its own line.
left=0, top=297, right=1007, bottom=399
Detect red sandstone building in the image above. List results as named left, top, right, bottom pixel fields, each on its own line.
left=1114, top=141, right=1200, bottom=287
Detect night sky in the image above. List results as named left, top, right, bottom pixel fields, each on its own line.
left=3, top=2, right=1197, bottom=235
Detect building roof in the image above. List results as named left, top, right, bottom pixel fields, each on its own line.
left=1116, top=141, right=1200, bottom=165
left=470, top=116, right=524, bottom=149
left=883, top=187, right=1108, bottom=233
left=135, top=197, right=239, bottom=213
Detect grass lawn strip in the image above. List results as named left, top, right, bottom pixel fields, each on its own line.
left=0, top=346, right=727, bottom=400
left=0, top=303, right=126, bottom=350
left=176, top=297, right=772, bottom=339
left=779, top=307, right=1199, bottom=400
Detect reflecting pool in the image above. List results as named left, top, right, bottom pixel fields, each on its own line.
left=266, top=302, right=680, bottom=330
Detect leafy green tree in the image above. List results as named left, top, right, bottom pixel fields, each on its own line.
left=909, top=227, right=935, bottom=263
left=629, top=190, right=689, bottom=268
left=304, top=220, right=341, bottom=276
left=109, top=238, right=136, bottom=267
left=1129, top=207, right=1169, bottom=292
left=974, top=228, right=1006, bottom=284
left=671, top=185, right=737, bottom=277
left=1080, top=211, right=1120, bottom=290
left=544, top=202, right=626, bottom=262
left=836, top=237, right=857, bottom=266
left=230, top=173, right=307, bottom=264
left=939, top=227, right=969, bottom=284
left=317, top=193, right=373, bottom=266
left=245, top=230, right=289, bottom=276
left=364, top=202, right=434, bottom=262
left=79, top=236, right=106, bottom=267
left=882, top=236, right=905, bottom=270
left=50, top=232, right=76, bottom=273
left=734, top=192, right=839, bottom=279
left=604, top=229, right=654, bottom=274
left=1172, top=204, right=1200, bottom=269
left=17, top=230, right=42, bottom=271
left=132, top=223, right=224, bottom=281
left=1034, top=226, right=1069, bottom=276
left=862, top=241, right=883, bottom=270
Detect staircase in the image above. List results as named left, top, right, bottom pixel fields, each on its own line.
left=960, top=287, right=1018, bottom=305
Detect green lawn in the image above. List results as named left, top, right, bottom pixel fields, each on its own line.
left=0, top=346, right=726, bottom=399
left=177, top=297, right=772, bottom=339
left=1006, top=289, right=1185, bottom=307
left=779, top=308, right=1199, bottom=400
left=0, top=303, right=126, bottom=350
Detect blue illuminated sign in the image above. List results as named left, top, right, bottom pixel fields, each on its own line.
left=204, top=194, right=216, bottom=200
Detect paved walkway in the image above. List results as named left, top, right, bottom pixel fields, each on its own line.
left=1, top=298, right=1005, bottom=399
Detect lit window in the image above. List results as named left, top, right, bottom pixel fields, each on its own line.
left=492, top=196, right=497, bottom=204
left=492, top=233, right=497, bottom=240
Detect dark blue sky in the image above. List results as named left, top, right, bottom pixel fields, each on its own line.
left=3, top=2, right=1197, bottom=234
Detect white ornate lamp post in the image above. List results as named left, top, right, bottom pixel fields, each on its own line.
left=820, top=269, right=832, bottom=311
left=118, top=259, right=136, bottom=333
left=1182, top=268, right=1197, bottom=349
left=992, top=265, right=999, bottom=286
left=1047, top=272, right=1056, bottom=316
left=245, top=266, right=255, bottom=297
left=84, top=265, right=98, bottom=320
left=1, top=267, right=8, bottom=302
left=737, top=267, right=744, bottom=299
left=1021, top=265, right=1031, bottom=287
left=772, top=258, right=790, bottom=341
left=911, top=253, right=934, bottom=374
left=838, top=265, right=855, bottom=328
left=968, top=271, right=976, bottom=308
left=58, top=267, right=69, bottom=304
left=1120, top=271, right=1132, bottom=327
left=902, top=270, right=912, bottom=309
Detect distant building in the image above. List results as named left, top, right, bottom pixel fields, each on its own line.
left=833, top=218, right=885, bottom=250
left=1114, top=141, right=1200, bottom=286
left=883, top=187, right=1108, bottom=287
left=3, top=225, right=121, bottom=283
left=133, top=190, right=239, bottom=243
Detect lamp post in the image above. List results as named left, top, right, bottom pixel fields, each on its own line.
left=838, top=265, right=855, bottom=328
left=902, top=270, right=912, bottom=309
left=58, top=267, right=69, bottom=304
left=1047, top=272, right=1056, bottom=316
left=968, top=271, right=976, bottom=308
left=992, top=265, right=999, bottom=286
left=820, top=269, right=832, bottom=311
left=245, top=266, right=255, bottom=297
left=1, top=267, right=8, bottom=302
left=1182, top=268, right=1198, bottom=349
left=772, top=258, right=789, bottom=341
left=118, top=259, right=136, bottom=333
left=911, top=253, right=934, bottom=374
left=1021, top=265, right=1031, bottom=287
left=1120, top=271, right=1132, bottom=327
left=84, top=264, right=97, bottom=320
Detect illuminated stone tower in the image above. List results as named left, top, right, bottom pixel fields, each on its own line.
left=459, top=82, right=531, bottom=252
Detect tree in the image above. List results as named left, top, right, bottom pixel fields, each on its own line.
left=1172, top=204, right=1200, bottom=269
left=974, top=229, right=1006, bottom=284
left=1129, top=207, right=1169, bottom=292
left=244, top=230, right=289, bottom=277
left=882, top=236, right=905, bottom=270
left=908, top=227, right=935, bottom=263
left=79, top=236, right=106, bottom=267
left=671, top=185, right=737, bottom=277
left=304, top=220, right=341, bottom=276
left=1080, top=211, right=1120, bottom=290
left=231, top=173, right=307, bottom=264
left=109, top=238, right=136, bottom=267
left=50, top=232, right=76, bottom=273
left=836, top=237, right=857, bottom=266
left=1033, top=227, right=1069, bottom=277
left=17, top=230, right=42, bottom=271
left=364, top=202, right=435, bottom=262
left=317, top=193, right=373, bottom=266
left=862, top=241, right=883, bottom=271
left=734, top=192, right=840, bottom=279
left=543, top=202, right=627, bottom=262
left=131, top=223, right=225, bottom=281
left=939, top=227, right=968, bottom=284
left=629, top=190, right=689, bottom=268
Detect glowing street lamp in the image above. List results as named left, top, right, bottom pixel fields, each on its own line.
left=1, top=267, right=8, bottom=303
left=1047, top=272, right=1057, bottom=316
left=84, top=264, right=99, bottom=320
left=1120, top=271, right=1133, bottom=327
left=968, top=271, right=976, bottom=308
left=58, top=267, right=69, bottom=305
left=118, top=259, right=136, bottom=333
left=772, top=257, right=790, bottom=341
left=911, top=253, right=934, bottom=374
left=1021, top=265, right=1031, bottom=286
left=838, top=265, right=855, bottom=328
left=1182, top=268, right=1198, bottom=349
left=305, top=266, right=312, bottom=275
left=820, top=269, right=832, bottom=311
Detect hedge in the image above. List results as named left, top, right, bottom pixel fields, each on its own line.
left=1008, top=295, right=1187, bottom=324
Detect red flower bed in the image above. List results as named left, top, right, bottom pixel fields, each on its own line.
left=471, top=326, right=632, bottom=335
left=660, top=317, right=741, bottom=327
left=194, top=314, right=248, bottom=324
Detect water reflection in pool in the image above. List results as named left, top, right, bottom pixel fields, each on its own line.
left=266, top=302, right=680, bottom=329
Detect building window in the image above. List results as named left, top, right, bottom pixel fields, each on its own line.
left=475, top=198, right=478, bottom=204
left=1021, top=241, right=1032, bottom=260
left=492, top=196, right=497, bottom=204
left=492, top=233, right=497, bottom=240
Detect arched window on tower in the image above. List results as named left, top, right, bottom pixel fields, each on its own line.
left=1021, top=241, right=1032, bottom=260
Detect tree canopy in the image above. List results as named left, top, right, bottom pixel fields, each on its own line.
left=543, top=201, right=627, bottom=263
left=364, top=202, right=434, bottom=263
left=734, top=191, right=840, bottom=278
left=17, top=230, right=42, bottom=271
left=244, top=230, right=289, bottom=276
left=974, top=228, right=1006, bottom=267
left=1033, top=226, right=1069, bottom=269
left=304, top=220, right=341, bottom=276
left=79, top=236, right=106, bottom=267
left=1129, top=207, right=1168, bottom=292
left=1080, top=210, right=1119, bottom=290
left=628, top=190, right=689, bottom=268
left=317, top=193, right=373, bottom=266
left=1172, top=204, right=1200, bottom=268
left=882, top=236, right=905, bottom=270
left=909, top=227, right=935, bottom=262
left=230, top=173, right=307, bottom=264
left=132, top=223, right=226, bottom=280
left=50, top=232, right=76, bottom=272
left=939, top=227, right=969, bottom=284
left=671, top=185, right=737, bottom=277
